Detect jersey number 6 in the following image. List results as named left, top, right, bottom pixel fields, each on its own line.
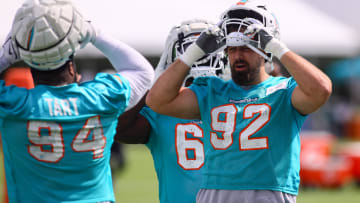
left=175, top=123, right=204, bottom=170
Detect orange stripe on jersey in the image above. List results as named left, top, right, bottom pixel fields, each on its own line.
left=113, top=74, right=123, bottom=84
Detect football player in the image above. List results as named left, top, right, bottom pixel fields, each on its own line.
left=115, top=19, right=227, bottom=203
left=0, top=0, right=153, bottom=202
left=147, top=0, right=332, bottom=202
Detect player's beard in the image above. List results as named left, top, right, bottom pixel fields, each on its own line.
left=230, top=58, right=262, bottom=86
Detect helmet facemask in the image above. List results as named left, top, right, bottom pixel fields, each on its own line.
left=173, top=32, right=226, bottom=83
left=154, top=19, right=227, bottom=86
left=222, top=17, right=272, bottom=62
left=220, top=2, right=281, bottom=72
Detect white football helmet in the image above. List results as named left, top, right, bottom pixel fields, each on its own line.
left=220, top=0, right=280, bottom=63
left=11, top=0, right=88, bottom=70
left=155, top=19, right=227, bottom=85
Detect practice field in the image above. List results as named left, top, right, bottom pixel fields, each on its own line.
left=2, top=145, right=360, bottom=202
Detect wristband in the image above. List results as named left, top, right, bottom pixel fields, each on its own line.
left=265, top=38, right=290, bottom=59
left=179, top=43, right=205, bottom=67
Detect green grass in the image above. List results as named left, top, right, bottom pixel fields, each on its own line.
left=113, top=146, right=360, bottom=203
left=113, top=145, right=158, bottom=203
left=2, top=145, right=360, bottom=203
left=297, top=185, right=360, bottom=203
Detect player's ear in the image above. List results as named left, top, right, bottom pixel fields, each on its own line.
left=69, top=61, right=75, bottom=76
left=76, top=73, right=82, bottom=83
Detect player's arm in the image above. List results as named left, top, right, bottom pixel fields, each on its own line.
left=147, top=25, right=225, bottom=119
left=83, top=24, right=154, bottom=110
left=280, top=52, right=332, bottom=115
left=146, top=59, right=200, bottom=119
left=0, top=33, right=20, bottom=74
left=115, top=93, right=151, bottom=144
left=247, top=24, right=332, bottom=115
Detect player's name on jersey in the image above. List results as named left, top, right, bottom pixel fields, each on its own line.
left=44, top=98, right=79, bottom=116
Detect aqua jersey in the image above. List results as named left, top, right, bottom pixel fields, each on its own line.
left=0, top=73, right=131, bottom=203
left=140, top=106, right=204, bottom=203
left=189, top=76, right=307, bottom=195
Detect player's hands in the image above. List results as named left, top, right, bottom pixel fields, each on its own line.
left=245, top=23, right=289, bottom=59
left=180, top=24, right=225, bottom=67
left=196, top=24, right=225, bottom=54
left=79, top=20, right=97, bottom=48
left=0, top=32, right=20, bottom=69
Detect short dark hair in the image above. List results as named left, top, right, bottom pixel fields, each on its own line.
left=30, top=56, right=76, bottom=86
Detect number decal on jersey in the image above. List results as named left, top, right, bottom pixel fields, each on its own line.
left=175, top=123, right=204, bottom=170
left=72, top=116, right=106, bottom=159
left=240, top=104, right=270, bottom=150
left=27, top=121, right=65, bottom=163
left=27, top=116, right=106, bottom=163
left=210, top=103, right=271, bottom=151
left=210, top=104, right=237, bottom=150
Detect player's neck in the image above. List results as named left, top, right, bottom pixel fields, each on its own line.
left=239, top=74, right=270, bottom=89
